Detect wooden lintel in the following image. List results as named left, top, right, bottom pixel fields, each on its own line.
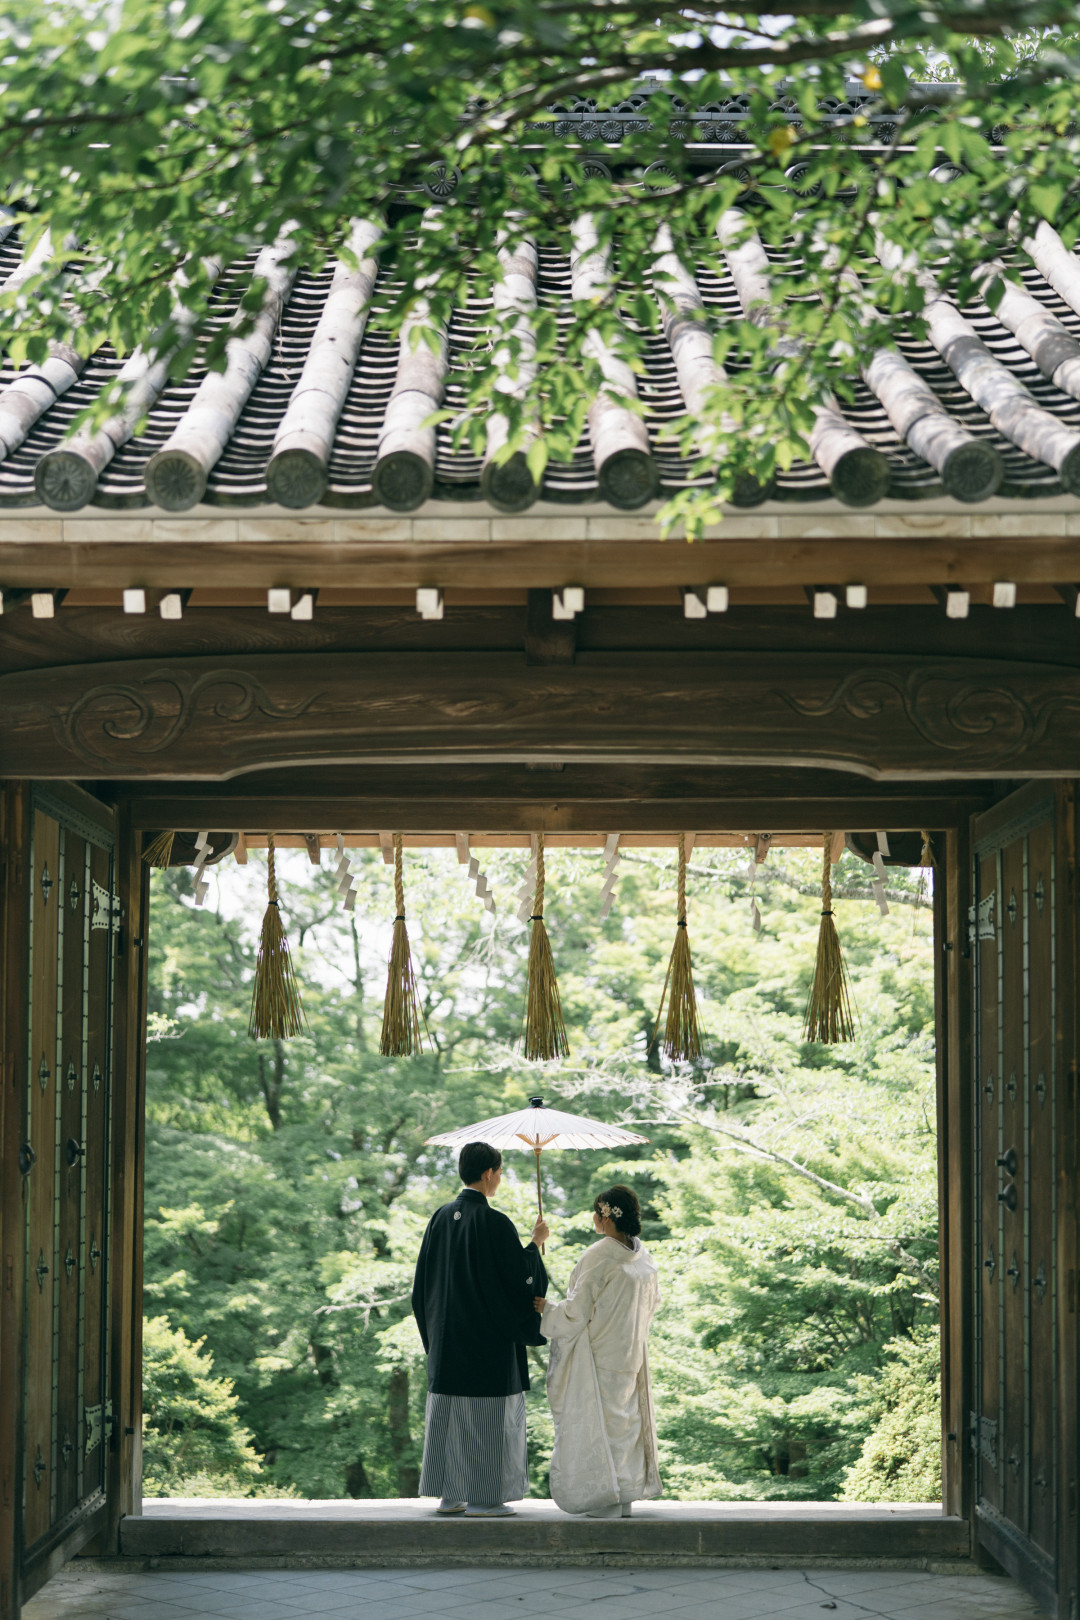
left=5, top=534, right=1080, bottom=590
left=123, top=796, right=992, bottom=835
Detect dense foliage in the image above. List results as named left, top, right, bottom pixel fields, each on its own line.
left=142, top=841, right=940, bottom=1501
left=3, top=0, right=1080, bottom=530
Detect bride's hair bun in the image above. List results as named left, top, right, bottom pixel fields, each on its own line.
left=595, top=1184, right=642, bottom=1238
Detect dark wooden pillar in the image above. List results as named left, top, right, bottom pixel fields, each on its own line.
left=0, top=785, right=31, bottom=1620
left=1056, top=783, right=1079, bottom=1618
left=937, top=823, right=975, bottom=1529
left=91, top=801, right=149, bottom=1551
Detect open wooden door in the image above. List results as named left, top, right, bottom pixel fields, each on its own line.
left=0, top=784, right=148, bottom=1619
left=971, top=783, right=1080, bottom=1618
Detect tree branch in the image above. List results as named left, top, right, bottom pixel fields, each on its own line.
left=655, top=1107, right=939, bottom=1296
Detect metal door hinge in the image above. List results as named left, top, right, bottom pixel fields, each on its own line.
left=90, top=881, right=121, bottom=933
left=969, top=893, right=996, bottom=943
left=84, top=1404, right=102, bottom=1456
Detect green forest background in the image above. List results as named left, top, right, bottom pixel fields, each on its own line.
left=141, top=840, right=941, bottom=1505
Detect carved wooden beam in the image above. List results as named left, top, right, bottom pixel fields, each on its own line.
left=4, top=648, right=1079, bottom=780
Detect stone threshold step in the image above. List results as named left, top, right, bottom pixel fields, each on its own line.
left=121, top=1501, right=968, bottom=1564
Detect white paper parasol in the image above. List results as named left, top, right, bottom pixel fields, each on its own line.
left=425, top=1096, right=649, bottom=1241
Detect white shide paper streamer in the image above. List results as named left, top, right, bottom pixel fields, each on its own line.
left=599, top=834, right=621, bottom=920
left=335, top=833, right=357, bottom=913
left=456, top=834, right=496, bottom=916
left=193, top=830, right=212, bottom=906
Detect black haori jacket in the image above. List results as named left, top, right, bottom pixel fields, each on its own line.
left=412, top=1188, right=548, bottom=1396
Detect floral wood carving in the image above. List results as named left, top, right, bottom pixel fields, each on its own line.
left=778, top=665, right=1080, bottom=769
left=58, top=668, right=318, bottom=767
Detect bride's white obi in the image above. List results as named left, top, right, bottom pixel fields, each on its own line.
left=542, top=1234, right=662, bottom=1515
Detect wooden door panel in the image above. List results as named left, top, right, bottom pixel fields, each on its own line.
left=15, top=795, right=117, bottom=1608
left=975, top=843, right=1002, bottom=1517
left=24, top=813, right=59, bottom=1551
left=1000, top=835, right=1025, bottom=1529
left=1026, top=818, right=1056, bottom=1563
left=81, top=839, right=113, bottom=1510
left=54, top=831, right=86, bottom=1526
left=972, top=785, right=1077, bottom=1618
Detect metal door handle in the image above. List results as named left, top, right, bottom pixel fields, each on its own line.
left=996, top=1148, right=1019, bottom=1176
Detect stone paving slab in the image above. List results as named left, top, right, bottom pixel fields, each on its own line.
left=25, top=1563, right=1045, bottom=1620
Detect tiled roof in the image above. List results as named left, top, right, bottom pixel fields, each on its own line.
left=4, top=205, right=1080, bottom=516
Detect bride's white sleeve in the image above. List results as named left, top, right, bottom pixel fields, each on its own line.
left=541, top=1259, right=608, bottom=1346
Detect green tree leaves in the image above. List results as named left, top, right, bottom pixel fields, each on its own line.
left=143, top=844, right=939, bottom=1500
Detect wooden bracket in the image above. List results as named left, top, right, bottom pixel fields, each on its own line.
left=0, top=588, right=34, bottom=615
left=525, top=588, right=576, bottom=665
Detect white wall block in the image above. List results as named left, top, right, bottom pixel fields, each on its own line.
left=416, top=587, right=444, bottom=621
left=267, top=588, right=292, bottom=613
left=31, top=592, right=55, bottom=619
left=845, top=584, right=868, bottom=609
left=159, top=592, right=184, bottom=620
left=993, top=581, right=1017, bottom=609
left=291, top=592, right=315, bottom=621
left=683, top=590, right=707, bottom=619
left=122, top=588, right=147, bottom=614
left=706, top=585, right=729, bottom=613
left=813, top=590, right=838, bottom=619
left=946, top=588, right=971, bottom=619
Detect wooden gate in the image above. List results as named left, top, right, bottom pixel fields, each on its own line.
left=971, top=784, right=1080, bottom=1618
left=0, top=784, right=147, bottom=1617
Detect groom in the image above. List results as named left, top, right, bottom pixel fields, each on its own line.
left=412, top=1140, right=548, bottom=1516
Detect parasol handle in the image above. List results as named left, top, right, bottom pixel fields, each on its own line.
left=534, top=1147, right=545, bottom=1256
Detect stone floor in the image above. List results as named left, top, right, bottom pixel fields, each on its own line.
left=25, top=1563, right=1045, bottom=1620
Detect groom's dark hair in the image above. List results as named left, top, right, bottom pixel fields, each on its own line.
left=458, top=1141, right=503, bottom=1184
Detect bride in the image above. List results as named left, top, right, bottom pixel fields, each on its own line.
left=534, top=1184, right=662, bottom=1518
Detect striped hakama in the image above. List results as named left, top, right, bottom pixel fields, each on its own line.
left=418, top=1392, right=528, bottom=1506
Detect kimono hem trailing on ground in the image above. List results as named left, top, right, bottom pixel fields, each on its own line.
left=412, top=1187, right=546, bottom=1504
left=542, top=1234, right=662, bottom=1516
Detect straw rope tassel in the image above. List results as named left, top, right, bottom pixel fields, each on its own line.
left=249, top=834, right=306, bottom=1040
left=142, top=830, right=176, bottom=868
left=523, top=834, right=569, bottom=1061
left=803, top=832, right=855, bottom=1045
left=652, top=832, right=702, bottom=1062
left=380, top=833, right=424, bottom=1057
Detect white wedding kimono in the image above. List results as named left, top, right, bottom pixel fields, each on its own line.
left=542, top=1234, right=662, bottom=1515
